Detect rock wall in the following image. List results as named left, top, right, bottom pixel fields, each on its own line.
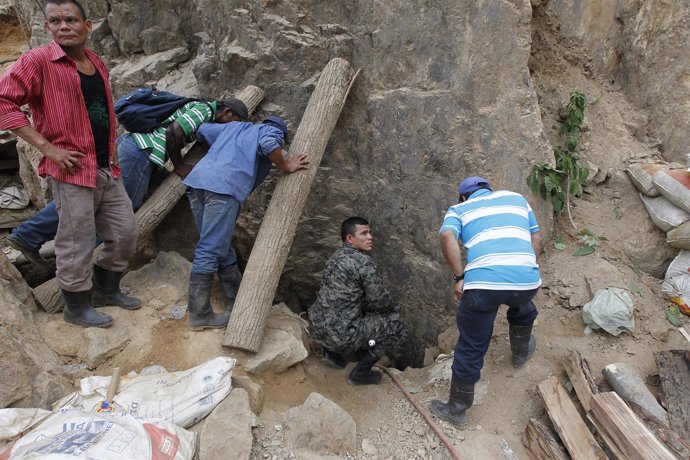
left=17, top=0, right=687, bottom=361
left=542, top=0, right=690, bottom=163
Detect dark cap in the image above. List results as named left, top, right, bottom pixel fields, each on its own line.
left=219, top=98, right=249, bottom=121
left=458, top=176, right=492, bottom=196
left=263, top=115, right=289, bottom=143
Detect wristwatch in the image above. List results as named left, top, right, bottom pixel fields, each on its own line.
left=452, top=273, right=464, bottom=282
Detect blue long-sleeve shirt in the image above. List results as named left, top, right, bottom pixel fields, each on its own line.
left=183, top=121, right=283, bottom=202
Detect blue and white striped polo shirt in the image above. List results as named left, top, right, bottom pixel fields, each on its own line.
left=440, top=189, right=542, bottom=291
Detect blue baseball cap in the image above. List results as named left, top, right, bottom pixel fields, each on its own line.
left=458, top=176, right=491, bottom=196
left=263, top=116, right=289, bottom=143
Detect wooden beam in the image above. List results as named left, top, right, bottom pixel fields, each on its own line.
left=563, top=350, right=598, bottom=412
left=30, top=86, right=265, bottom=313
left=522, top=418, right=569, bottom=460
left=629, top=400, right=690, bottom=459
left=223, top=58, right=359, bottom=352
left=588, top=392, right=675, bottom=460
left=538, top=376, right=606, bottom=460
left=654, top=350, right=690, bottom=441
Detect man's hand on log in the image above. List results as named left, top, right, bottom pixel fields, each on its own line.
left=283, top=153, right=310, bottom=173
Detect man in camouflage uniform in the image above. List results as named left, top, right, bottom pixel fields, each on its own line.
left=309, top=216, right=406, bottom=385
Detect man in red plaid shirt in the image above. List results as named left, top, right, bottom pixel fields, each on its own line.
left=0, top=0, right=139, bottom=328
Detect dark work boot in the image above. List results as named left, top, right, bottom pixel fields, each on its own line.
left=347, top=348, right=383, bottom=386
left=62, top=289, right=113, bottom=328
left=91, top=265, right=141, bottom=310
left=509, top=323, right=536, bottom=368
left=217, top=265, right=242, bottom=310
left=321, top=347, right=347, bottom=369
left=187, top=272, right=230, bottom=331
left=429, top=375, right=474, bottom=428
left=6, top=234, right=49, bottom=266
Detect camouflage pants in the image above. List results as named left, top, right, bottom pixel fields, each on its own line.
left=313, top=308, right=406, bottom=356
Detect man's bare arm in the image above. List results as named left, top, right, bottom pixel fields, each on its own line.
left=531, top=231, right=542, bottom=262
left=12, top=125, right=84, bottom=172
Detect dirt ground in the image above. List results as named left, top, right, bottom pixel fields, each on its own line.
left=3, top=6, right=690, bottom=460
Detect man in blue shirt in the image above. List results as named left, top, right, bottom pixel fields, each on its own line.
left=431, top=176, right=543, bottom=428
left=182, top=116, right=308, bottom=330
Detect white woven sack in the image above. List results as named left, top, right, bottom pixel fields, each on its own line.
left=639, top=194, right=690, bottom=232
left=626, top=163, right=661, bottom=196
left=667, top=220, right=690, bottom=250
left=666, top=250, right=690, bottom=279
left=652, top=171, right=690, bottom=213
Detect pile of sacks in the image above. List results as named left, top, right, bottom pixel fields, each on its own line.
left=627, top=163, right=690, bottom=315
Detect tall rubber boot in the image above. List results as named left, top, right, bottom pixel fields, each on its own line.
left=91, top=265, right=141, bottom=310
left=187, top=272, right=229, bottom=331
left=62, top=289, right=113, bottom=328
left=217, top=265, right=242, bottom=310
left=347, top=348, right=383, bottom=386
left=509, top=323, right=536, bottom=368
left=429, top=375, right=474, bottom=428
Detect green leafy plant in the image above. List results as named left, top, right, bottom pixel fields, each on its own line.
left=527, top=91, right=588, bottom=227
left=553, top=234, right=566, bottom=251
left=574, top=228, right=607, bottom=256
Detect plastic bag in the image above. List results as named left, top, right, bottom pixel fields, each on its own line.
left=0, top=186, right=30, bottom=210
left=661, top=274, right=690, bottom=316
left=582, top=287, right=635, bottom=336
left=0, top=409, right=195, bottom=459
left=53, top=357, right=235, bottom=428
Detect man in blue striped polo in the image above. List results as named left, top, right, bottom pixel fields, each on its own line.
left=430, top=176, right=543, bottom=428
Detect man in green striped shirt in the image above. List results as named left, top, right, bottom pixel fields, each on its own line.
left=128, top=98, right=248, bottom=181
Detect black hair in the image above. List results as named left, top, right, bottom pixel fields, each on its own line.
left=44, top=0, right=88, bottom=20
left=341, top=216, right=369, bottom=242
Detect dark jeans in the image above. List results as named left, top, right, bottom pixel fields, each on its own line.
left=9, top=134, right=152, bottom=250
left=452, top=288, right=539, bottom=384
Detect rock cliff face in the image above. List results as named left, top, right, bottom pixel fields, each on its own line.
left=12, top=0, right=688, bottom=362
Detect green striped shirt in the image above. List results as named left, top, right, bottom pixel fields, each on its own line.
left=132, top=100, right=216, bottom=167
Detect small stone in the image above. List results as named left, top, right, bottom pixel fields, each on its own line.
left=362, top=438, right=378, bottom=455
left=274, top=424, right=282, bottom=431
left=414, top=425, right=426, bottom=437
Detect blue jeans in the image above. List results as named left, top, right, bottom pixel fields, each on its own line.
left=9, top=134, right=152, bottom=250
left=186, top=187, right=240, bottom=274
left=452, top=288, right=539, bottom=384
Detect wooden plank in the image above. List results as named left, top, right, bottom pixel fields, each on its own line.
left=586, top=413, right=625, bottom=460
left=563, top=350, right=598, bottom=412
left=629, top=401, right=690, bottom=459
left=678, top=325, right=690, bottom=344
left=654, top=350, right=690, bottom=442
left=589, top=392, right=676, bottom=460
left=538, top=376, right=606, bottom=460
left=223, top=58, right=359, bottom=351
left=522, top=418, right=570, bottom=460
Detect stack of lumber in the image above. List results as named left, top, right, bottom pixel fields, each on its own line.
left=522, top=350, right=690, bottom=459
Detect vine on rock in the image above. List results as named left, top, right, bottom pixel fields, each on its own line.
left=527, top=91, right=588, bottom=228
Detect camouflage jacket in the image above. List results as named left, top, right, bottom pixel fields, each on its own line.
left=309, top=244, right=394, bottom=342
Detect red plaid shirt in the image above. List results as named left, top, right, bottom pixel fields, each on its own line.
left=0, top=41, right=120, bottom=187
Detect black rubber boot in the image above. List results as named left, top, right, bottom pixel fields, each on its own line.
left=429, top=375, right=474, bottom=428
left=91, top=265, right=141, bottom=310
left=187, top=272, right=230, bottom=331
left=347, top=348, right=383, bottom=385
left=62, top=289, right=113, bottom=328
left=509, top=323, right=536, bottom=368
left=321, top=347, right=347, bottom=369
left=217, top=265, right=242, bottom=310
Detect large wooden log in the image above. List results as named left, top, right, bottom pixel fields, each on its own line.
left=134, top=85, right=265, bottom=253
left=538, top=376, right=606, bottom=460
left=31, top=85, right=265, bottom=312
left=223, top=58, right=358, bottom=352
left=588, top=392, right=676, bottom=460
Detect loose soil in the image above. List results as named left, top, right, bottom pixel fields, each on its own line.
left=3, top=5, right=689, bottom=460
